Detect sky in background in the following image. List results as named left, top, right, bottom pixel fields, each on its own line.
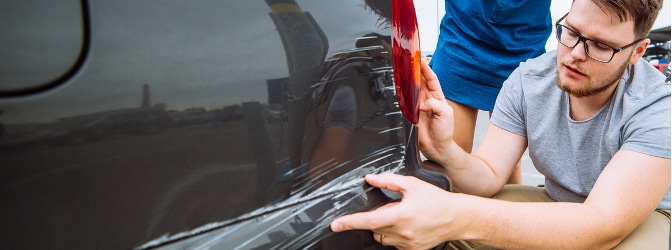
left=415, top=0, right=672, bottom=54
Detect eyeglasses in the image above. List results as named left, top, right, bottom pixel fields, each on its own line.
left=555, top=13, right=645, bottom=63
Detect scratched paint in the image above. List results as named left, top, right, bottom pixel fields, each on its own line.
left=136, top=126, right=449, bottom=249
left=137, top=159, right=404, bottom=249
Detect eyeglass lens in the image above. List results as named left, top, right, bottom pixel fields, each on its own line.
left=557, top=25, right=615, bottom=62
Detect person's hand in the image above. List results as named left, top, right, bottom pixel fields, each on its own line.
left=416, top=61, right=455, bottom=165
left=330, top=173, right=458, bottom=250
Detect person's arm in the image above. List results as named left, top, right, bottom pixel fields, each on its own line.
left=416, top=62, right=526, bottom=196
left=331, top=151, right=669, bottom=249
left=463, top=150, right=669, bottom=249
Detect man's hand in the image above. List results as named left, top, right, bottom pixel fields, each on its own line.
left=330, top=173, right=458, bottom=250
left=416, top=61, right=455, bottom=165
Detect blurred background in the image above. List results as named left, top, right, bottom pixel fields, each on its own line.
left=415, top=0, right=671, bottom=54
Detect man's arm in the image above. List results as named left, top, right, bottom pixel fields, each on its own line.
left=330, top=151, right=669, bottom=249
left=416, top=62, right=527, bottom=196
left=462, top=150, right=670, bottom=249
left=432, top=123, right=527, bottom=196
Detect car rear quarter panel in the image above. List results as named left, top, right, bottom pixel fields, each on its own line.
left=0, top=0, right=406, bottom=249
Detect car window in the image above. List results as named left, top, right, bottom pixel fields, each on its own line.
left=0, top=0, right=85, bottom=95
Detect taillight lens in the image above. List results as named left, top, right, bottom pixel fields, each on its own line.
left=392, top=0, right=421, bottom=124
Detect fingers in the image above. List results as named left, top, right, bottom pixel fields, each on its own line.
left=419, top=95, right=451, bottom=114
left=374, top=232, right=394, bottom=247
left=374, top=233, right=385, bottom=246
left=331, top=173, right=417, bottom=232
left=420, top=61, right=444, bottom=98
left=418, top=61, right=448, bottom=117
left=364, top=173, right=412, bottom=193
left=330, top=201, right=400, bottom=232
left=420, top=61, right=438, bottom=87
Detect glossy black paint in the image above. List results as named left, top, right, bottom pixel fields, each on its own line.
left=0, top=0, right=446, bottom=249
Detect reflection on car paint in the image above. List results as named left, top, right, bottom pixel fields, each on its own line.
left=136, top=1, right=408, bottom=248
left=0, top=0, right=449, bottom=249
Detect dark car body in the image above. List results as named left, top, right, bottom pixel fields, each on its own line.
left=0, top=0, right=445, bottom=249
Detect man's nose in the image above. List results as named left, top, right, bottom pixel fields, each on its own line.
left=570, top=40, right=588, bottom=61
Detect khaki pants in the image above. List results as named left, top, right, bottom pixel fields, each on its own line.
left=445, top=185, right=671, bottom=250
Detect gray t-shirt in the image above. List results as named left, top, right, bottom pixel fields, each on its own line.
left=491, top=50, right=671, bottom=209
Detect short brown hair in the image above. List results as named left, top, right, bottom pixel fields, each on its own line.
left=590, top=0, right=664, bottom=39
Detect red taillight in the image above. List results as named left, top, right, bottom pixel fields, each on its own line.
left=392, top=0, right=421, bottom=124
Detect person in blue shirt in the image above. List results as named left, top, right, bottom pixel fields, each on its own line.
left=430, top=1, right=552, bottom=183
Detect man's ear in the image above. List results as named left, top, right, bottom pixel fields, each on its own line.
left=629, top=38, right=650, bottom=64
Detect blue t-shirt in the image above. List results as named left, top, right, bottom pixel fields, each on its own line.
left=430, top=0, right=552, bottom=111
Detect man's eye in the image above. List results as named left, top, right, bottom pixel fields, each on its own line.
left=592, top=41, right=613, bottom=51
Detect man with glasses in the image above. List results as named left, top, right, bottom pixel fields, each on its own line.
left=330, top=0, right=669, bottom=249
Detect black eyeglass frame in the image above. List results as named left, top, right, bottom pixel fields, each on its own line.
left=555, top=13, right=646, bottom=63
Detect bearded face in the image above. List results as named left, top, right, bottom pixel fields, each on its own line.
left=556, top=53, right=631, bottom=98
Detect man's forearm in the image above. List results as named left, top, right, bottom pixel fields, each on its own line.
left=434, top=141, right=506, bottom=197
left=448, top=194, right=627, bottom=249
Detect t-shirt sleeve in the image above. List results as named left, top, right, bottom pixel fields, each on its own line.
left=491, top=66, right=527, bottom=137
left=620, top=84, right=671, bottom=159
